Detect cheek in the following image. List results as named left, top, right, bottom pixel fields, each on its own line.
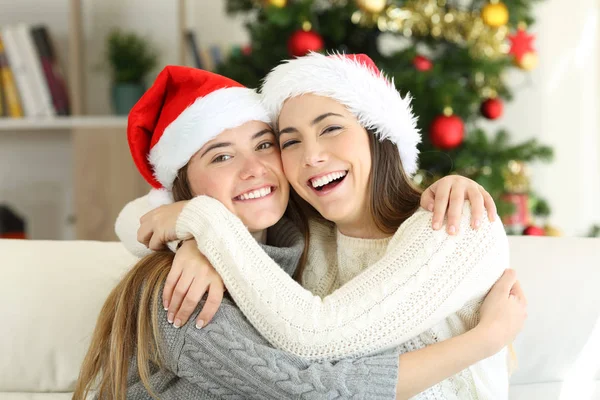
left=188, top=166, right=230, bottom=200
left=281, top=150, right=302, bottom=186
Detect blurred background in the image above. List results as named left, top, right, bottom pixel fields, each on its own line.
left=0, top=0, right=598, bottom=241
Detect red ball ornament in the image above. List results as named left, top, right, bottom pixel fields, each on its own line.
left=287, top=30, right=324, bottom=57
left=430, top=114, right=465, bottom=150
left=523, top=225, right=545, bottom=236
left=413, top=55, right=432, bottom=72
left=481, top=98, right=504, bottom=120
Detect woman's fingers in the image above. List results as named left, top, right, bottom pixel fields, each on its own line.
left=196, top=282, right=225, bottom=329
left=431, top=178, right=452, bottom=230
left=174, top=278, right=209, bottom=328
left=163, top=263, right=183, bottom=310
left=445, top=183, right=467, bottom=234
left=466, top=185, right=484, bottom=230
left=482, top=188, right=498, bottom=222
left=167, top=271, right=194, bottom=326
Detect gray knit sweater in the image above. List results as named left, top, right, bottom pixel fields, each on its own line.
left=124, top=217, right=399, bottom=399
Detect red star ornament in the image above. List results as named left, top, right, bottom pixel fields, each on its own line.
left=508, top=28, right=536, bottom=61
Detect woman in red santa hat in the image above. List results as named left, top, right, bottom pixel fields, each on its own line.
left=111, top=59, right=524, bottom=399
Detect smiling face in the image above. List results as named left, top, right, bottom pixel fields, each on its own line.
left=186, top=120, right=289, bottom=232
left=277, top=94, right=374, bottom=231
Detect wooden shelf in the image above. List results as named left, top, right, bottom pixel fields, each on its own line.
left=0, top=116, right=127, bottom=131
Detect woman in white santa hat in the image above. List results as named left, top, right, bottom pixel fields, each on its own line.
left=116, top=55, right=525, bottom=399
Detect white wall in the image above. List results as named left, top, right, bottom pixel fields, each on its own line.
left=0, top=0, right=598, bottom=238
left=480, top=0, right=600, bottom=236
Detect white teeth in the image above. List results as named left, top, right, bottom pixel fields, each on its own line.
left=238, top=187, right=272, bottom=201
left=311, top=171, right=347, bottom=188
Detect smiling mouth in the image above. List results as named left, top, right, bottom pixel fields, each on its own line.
left=234, top=186, right=276, bottom=201
left=308, top=171, right=348, bottom=192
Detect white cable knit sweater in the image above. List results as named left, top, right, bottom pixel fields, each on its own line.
left=173, top=196, right=511, bottom=399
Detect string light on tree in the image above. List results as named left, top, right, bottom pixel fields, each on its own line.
left=265, top=0, right=287, bottom=7
left=481, top=1, right=509, bottom=28
left=430, top=107, right=465, bottom=150
left=287, top=28, right=324, bottom=57
left=516, top=51, right=538, bottom=70
left=356, top=0, right=387, bottom=14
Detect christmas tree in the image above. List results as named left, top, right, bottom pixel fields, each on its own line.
left=217, top=0, right=554, bottom=235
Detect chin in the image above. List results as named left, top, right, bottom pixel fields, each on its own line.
left=317, top=204, right=353, bottom=224
left=242, top=210, right=285, bottom=231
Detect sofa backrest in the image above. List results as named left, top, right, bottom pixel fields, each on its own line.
left=508, top=236, right=600, bottom=399
left=0, top=239, right=138, bottom=393
left=0, top=236, right=599, bottom=396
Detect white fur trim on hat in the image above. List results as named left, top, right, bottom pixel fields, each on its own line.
left=149, top=87, right=271, bottom=189
left=147, top=188, right=174, bottom=207
left=260, top=52, right=421, bottom=176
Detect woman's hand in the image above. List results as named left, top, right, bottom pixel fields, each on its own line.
left=475, top=269, right=528, bottom=356
left=137, top=200, right=189, bottom=250
left=163, top=239, right=225, bottom=329
left=420, top=175, right=497, bottom=234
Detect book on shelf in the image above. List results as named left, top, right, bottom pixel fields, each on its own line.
left=0, top=33, right=23, bottom=118
left=0, top=24, right=70, bottom=119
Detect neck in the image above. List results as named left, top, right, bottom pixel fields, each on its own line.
left=250, top=229, right=268, bottom=244
left=336, top=213, right=390, bottom=239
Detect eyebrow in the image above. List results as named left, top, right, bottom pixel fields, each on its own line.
left=200, top=129, right=274, bottom=158
left=252, top=128, right=274, bottom=139
left=200, top=142, right=232, bottom=158
left=279, top=112, right=343, bottom=137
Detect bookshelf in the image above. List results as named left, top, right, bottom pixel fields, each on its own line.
left=0, top=0, right=193, bottom=240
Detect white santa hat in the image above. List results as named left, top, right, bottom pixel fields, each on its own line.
left=260, top=52, right=421, bottom=176
left=128, top=65, right=270, bottom=206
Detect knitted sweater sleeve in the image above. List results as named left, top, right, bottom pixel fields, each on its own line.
left=175, top=195, right=509, bottom=361
left=158, top=297, right=399, bottom=399
left=114, top=193, right=179, bottom=257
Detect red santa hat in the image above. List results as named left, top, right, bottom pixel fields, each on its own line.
left=128, top=65, right=270, bottom=205
left=260, top=52, right=421, bottom=176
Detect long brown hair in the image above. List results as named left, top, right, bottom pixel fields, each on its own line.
left=73, top=169, right=192, bottom=400
left=290, top=128, right=422, bottom=283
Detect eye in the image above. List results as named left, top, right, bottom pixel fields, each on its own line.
left=256, top=141, right=274, bottom=150
left=211, top=154, right=232, bottom=163
left=322, top=126, right=341, bottom=135
left=280, top=139, right=299, bottom=149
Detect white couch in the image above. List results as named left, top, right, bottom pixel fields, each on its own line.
left=0, top=237, right=599, bottom=400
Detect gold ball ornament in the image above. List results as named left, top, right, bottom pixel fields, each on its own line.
left=266, top=0, right=287, bottom=7
left=482, top=2, right=509, bottom=28
left=517, top=51, right=538, bottom=71
left=356, top=0, right=387, bottom=14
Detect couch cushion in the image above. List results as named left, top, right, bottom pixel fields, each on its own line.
left=0, top=393, right=74, bottom=400
left=510, top=381, right=600, bottom=400
left=0, top=240, right=138, bottom=392
left=508, top=236, right=600, bottom=398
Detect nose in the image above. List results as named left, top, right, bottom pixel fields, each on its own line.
left=303, top=142, right=327, bottom=167
left=239, top=155, right=267, bottom=180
